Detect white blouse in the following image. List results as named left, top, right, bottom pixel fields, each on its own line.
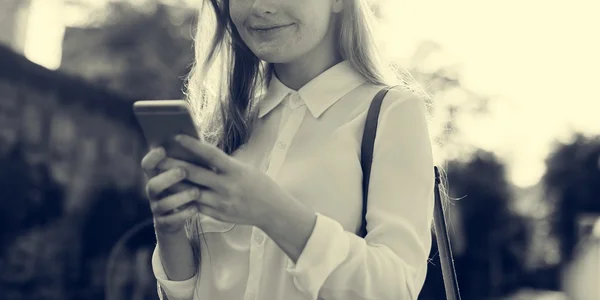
left=152, top=61, right=435, bottom=300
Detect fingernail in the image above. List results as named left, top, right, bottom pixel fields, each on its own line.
left=178, top=168, right=187, bottom=178
left=156, top=147, right=166, bottom=156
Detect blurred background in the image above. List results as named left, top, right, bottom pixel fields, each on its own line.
left=0, top=0, right=599, bottom=299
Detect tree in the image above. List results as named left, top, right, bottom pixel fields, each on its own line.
left=542, top=133, right=600, bottom=263
left=430, top=150, right=530, bottom=300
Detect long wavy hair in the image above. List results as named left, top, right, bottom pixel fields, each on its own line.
left=185, top=0, right=428, bottom=153
left=178, top=0, right=434, bottom=272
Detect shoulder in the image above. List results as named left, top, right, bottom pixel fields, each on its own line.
left=384, top=85, right=426, bottom=108
left=370, top=85, right=434, bottom=160
left=365, top=84, right=427, bottom=122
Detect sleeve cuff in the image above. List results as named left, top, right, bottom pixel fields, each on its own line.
left=286, top=213, right=350, bottom=298
left=152, top=245, right=198, bottom=300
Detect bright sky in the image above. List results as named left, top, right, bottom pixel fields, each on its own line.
left=23, top=0, right=600, bottom=188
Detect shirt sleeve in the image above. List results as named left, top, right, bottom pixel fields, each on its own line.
left=152, top=244, right=199, bottom=300
left=286, top=88, right=436, bottom=300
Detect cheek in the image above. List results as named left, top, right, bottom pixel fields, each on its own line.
left=228, top=2, right=247, bottom=31
left=295, top=17, right=328, bottom=48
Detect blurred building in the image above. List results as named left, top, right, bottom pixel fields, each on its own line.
left=59, top=1, right=196, bottom=100
left=0, top=42, right=159, bottom=298
left=0, top=0, right=31, bottom=53
left=0, top=44, right=147, bottom=201
left=61, top=26, right=124, bottom=87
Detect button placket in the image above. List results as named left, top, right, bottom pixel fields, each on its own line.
left=245, top=291, right=255, bottom=300
left=254, top=233, right=265, bottom=244
left=243, top=227, right=266, bottom=300
left=265, top=94, right=306, bottom=179
left=246, top=93, right=305, bottom=299
left=288, top=92, right=304, bottom=110
left=276, top=140, right=287, bottom=149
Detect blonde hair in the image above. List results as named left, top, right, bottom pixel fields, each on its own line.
left=185, top=0, right=428, bottom=149
left=179, top=0, right=431, bottom=275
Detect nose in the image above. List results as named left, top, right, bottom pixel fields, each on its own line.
left=251, top=0, right=277, bottom=15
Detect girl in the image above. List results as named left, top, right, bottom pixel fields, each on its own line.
left=141, top=0, right=435, bottom=299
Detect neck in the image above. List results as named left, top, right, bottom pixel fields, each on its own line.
left=273, top=18, right=343, bottom=90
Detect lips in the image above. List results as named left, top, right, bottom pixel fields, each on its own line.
left=250, top=24, right=294, bottom=31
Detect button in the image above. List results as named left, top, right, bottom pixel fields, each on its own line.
left=254, top=233, right=264, bottom=244
left=288, top=93, right=303, bottom=109
left=245, top=291, right=255, bottom=300
left=276, top=141, right=286, bottom=149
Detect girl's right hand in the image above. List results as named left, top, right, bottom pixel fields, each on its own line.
left=141, top=147, right=200, bottom=235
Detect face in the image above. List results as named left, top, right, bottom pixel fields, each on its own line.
left=229, top=0, right=343, bottom=63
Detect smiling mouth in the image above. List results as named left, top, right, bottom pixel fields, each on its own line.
left=251, top=24, right=294, bottom=33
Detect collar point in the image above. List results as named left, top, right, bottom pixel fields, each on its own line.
left=308, top=109, right=323, bottom=119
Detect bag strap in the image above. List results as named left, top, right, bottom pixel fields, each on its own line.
left=358, top=86, right=390, bottom=237
left=359, top=86, right=461, bottom=300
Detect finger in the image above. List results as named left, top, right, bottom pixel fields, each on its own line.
left=196, top=204, right=224, bottom=222
left=154, top=205, right=198, bottom=227
left=146, top=167, right=187, bottom=200
left=192, top=189, right=222, bottom=211
left=148, top=182, right=195, bottom=200
left=141, top=147, right=166, bottom=177
left=151, top=188, right=201, bottom=216
left=167, top=181, right=197, bottom=194
left=157, top=157, right=224, bottom=191
left=174, top=134, right=235, bottom=173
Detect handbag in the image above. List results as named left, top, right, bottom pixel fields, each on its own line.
left=359, top=86, right=461, bottom=300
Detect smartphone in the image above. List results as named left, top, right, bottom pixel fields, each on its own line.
left=133, top=100, right=212, bottom=170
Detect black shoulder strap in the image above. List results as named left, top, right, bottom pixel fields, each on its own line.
left=359, top=86, right=461, bottom=300
left=358, top=86, right=392, bottom=237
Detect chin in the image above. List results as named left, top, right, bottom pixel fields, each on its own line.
left=252, top=47, right=300, bottom=64
left=255, top=52, right=292, bottom=64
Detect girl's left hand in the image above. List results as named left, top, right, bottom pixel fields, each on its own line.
left=155, top=134, right=284, bottom=228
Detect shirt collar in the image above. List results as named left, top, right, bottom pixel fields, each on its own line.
left=258, top=60, right=366, bottom=119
